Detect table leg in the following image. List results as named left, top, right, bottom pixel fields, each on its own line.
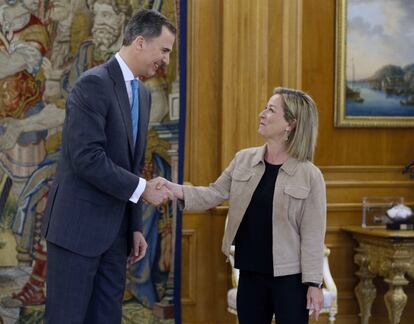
left=384, top=269, right=409, bottom=324
left=354, top=250, right=376, bottom=324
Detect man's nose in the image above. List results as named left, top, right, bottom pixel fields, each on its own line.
left=163, top=54, right=170, bottom=65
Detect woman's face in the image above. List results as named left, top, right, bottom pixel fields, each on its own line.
left=258, top=94, right=291, bottom=141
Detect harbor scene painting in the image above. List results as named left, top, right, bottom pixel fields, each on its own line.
left=335, top=0, right=414, bottom=127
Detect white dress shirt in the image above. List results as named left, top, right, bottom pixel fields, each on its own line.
left=115, top=52, right=146, bottom=203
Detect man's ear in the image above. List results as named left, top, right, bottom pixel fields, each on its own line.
left=134, top=35, right=145, bottom=50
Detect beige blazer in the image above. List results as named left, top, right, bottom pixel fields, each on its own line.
left=183, top=145, right=326, bottom=283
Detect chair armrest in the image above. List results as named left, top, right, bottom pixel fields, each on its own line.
left=323, top=247, right=337, bottom=294
left=228, top=245, right=239, bottom=286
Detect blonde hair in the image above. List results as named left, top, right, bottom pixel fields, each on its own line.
left=273, top=87, right=318, bottom=162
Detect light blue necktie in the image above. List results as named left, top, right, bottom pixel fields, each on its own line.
left=130, top=79, right=139, bottom=147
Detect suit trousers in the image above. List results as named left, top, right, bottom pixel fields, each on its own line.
left=44, top=216, right=128, bottom=324
left=237, top=271, right=308, bottom=324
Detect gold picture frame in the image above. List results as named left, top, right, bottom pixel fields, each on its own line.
left=334, top=0, right=414, bottom=128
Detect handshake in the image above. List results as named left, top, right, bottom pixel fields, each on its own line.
left=141, top=177, right=183, bottom=206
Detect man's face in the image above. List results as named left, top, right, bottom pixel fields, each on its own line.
left=135, top=26, right=175, bottom=78
left=92, top=3, right=123, bottom=50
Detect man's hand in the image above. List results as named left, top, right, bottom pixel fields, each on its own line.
left=127, top=231, right=147, bottom=265
left=307, top=286, right=324, bottom=320
left=141, top=177, right=174, bottom=206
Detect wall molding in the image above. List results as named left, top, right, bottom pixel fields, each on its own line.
left=326, top=180, right=414, bottom=188
left=181, top=229, right=197, bottom=305
left=320, top=165, right=405, bottom=173
left=282, top=0, right=303, bottom=88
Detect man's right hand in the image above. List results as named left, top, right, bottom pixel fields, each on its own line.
left=141, top=177, right=174, bottom=206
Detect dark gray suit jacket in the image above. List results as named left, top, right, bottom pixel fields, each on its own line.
left=42, top=57, right=151, bottom=257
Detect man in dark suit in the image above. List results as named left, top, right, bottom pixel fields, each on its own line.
left=41, top=9, right=176, bottom=324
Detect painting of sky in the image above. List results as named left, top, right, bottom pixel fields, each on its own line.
left=347, top=0, right=414, bottom=80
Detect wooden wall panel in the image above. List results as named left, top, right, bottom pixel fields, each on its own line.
left=183, top=0, right=414, bottom=323
left=181, top=229, right=197, bottom=305
left=282, top=0, right=303, bottom=88
left=185, top=0, right=222, bottom=185
left=181, top=211, right=236, bottom=324
left=221, top=0, right=271, bottom=167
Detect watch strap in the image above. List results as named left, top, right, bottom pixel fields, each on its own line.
left=303, top=282, right=323, bottom=288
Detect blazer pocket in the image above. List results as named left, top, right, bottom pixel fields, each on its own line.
left=284, top=186, right=309, bottom=199
left=230, top=168, right=253, bottom=198
left=232, top=168, right=253, bottom=181
left=284, top=186, right=310, bottom=227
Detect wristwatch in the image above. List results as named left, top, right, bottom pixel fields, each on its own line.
left=304, top=282, right=323, bottom=289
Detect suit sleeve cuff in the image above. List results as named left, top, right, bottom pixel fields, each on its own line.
left=129, top=178, right=146, bottom=203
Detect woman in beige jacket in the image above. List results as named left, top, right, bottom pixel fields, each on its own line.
left=165, top=87, right=326, bottom=324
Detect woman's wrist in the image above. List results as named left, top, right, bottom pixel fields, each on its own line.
left=173, top=183, right=184, bottom=200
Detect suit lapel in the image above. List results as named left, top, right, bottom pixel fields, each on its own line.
left=107, top=57, right=135, bottom=157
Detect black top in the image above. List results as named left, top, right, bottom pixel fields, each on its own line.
left=234, top=161, right=282, bottom=274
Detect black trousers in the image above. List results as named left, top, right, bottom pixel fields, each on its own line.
left=237, top=271, right=308, bottom=324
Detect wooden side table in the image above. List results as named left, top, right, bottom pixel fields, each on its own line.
left=342, top=226, right=414, bottom=324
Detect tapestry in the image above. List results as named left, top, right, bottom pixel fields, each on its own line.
left=0, top=0, right=182, bottom=323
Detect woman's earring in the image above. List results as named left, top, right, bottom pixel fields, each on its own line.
left=284, top=129, right=289, bottom=142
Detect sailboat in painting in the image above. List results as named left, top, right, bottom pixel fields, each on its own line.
left=347, top=58, right=364, bottom=103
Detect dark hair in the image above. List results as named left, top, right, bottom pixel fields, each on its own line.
left=122, top=9, right=176, bottom=46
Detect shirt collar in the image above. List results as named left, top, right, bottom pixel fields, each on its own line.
left=115, top=52, right=136, bottom=82
left=251, top=144, right=300, bottom=176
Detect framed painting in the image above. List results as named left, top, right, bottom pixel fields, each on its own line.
left=335, top=0, right=414, bottom=127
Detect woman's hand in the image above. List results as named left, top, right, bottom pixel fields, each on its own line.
left=167, top=181, right=184, bottom=200
left=307, top=286, right=324, bottom=320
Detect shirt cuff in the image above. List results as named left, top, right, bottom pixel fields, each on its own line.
left=129, top=178, right=146, bottom=203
